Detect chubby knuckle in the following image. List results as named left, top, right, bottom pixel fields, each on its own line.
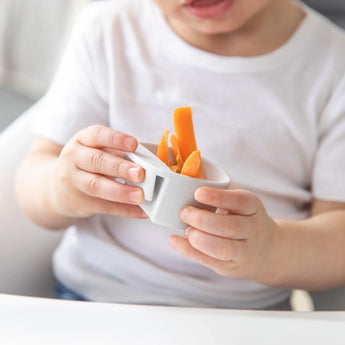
left=90, top=151, right=105, bottom=171
left=110, top=131, right=122, bottom=147
left=87, top=176, right=101, bottom=195
left=76, top=125, right=103, bottom=143
left=88, top=125, right=121, bottom=148
left=89, top=124, right=105, bottom=138
left=113, top=159, right=126, bottom=176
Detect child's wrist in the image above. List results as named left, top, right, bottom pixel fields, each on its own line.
left=253, top=220, right=286, bottom=287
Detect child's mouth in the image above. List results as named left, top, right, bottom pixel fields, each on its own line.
left=189, top=0, right=227, bottom=7
left=185, top=0, right=235, bottom=19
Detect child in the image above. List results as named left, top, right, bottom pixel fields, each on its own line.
left=16, top=0, right=345, bottom=310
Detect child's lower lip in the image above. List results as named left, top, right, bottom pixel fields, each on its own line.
left=185, top=0, right=235, bottom=20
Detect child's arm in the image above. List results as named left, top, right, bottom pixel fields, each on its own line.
left=169, top=185, right=345, bottom=291
left=15, top=125, right=147, bottom=230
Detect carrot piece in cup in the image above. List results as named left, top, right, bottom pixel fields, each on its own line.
left=156, top=107, right=204, bottom=178
left=156, top=129, right=170, bottom=166
left=195, top=164, right=205, bottom=179
left=181, top=150, right=201, bottom=178
left=170, top=134, right=184, bottom=173
left=170, top=165, right=181, bottom=173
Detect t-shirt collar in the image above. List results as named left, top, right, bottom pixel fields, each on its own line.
left=149, top=1, right=320, bottom=73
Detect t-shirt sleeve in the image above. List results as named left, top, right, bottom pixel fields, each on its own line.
left=312, top=73, right=345, bottom=202
left=31, top=5, right=108, bottom=145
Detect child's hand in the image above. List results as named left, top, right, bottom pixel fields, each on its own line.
left=169, top=184, right=281, bottom=283
left=51, top=125, right=147, bottom=219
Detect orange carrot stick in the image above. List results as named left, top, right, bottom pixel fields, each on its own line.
left=181, top=150, right=201, bottom=178
left=156, top=129, right=170, bottom=166
left=173, top=107, right=197, bottom=162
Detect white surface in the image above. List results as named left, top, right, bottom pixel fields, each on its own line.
left=0, top=294, right=344, bottom=345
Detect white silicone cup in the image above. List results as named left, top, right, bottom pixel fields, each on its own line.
left=125, top=143, right=231, bottom=229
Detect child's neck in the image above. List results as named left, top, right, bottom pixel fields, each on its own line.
left=169, top=1, right=305, bottom=57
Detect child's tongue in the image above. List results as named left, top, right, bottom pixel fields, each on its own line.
left=190, top=0, right=225, bottom=7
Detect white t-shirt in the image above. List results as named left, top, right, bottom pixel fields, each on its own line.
left=31, top=0, right=345, bottom=309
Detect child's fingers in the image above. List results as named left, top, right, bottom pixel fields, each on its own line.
left=169, top=234, right=221, bottom=265
left=73, top=145, right=144, bottom=182
left=184, top=227, right=244, bottom=261
left=169, top=234, right=239, bottom=276
left=75, top=125, right=138, bottom=151
left=195, top=187, right=259, bottom=216
left=72, top=169, right=144, bottom=205
left=85, top=196, right=148, bottom=218
left=180, top=207, right=250, bottom=239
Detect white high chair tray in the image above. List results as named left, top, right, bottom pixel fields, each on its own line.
left=0, top=294, right=344, bottom=345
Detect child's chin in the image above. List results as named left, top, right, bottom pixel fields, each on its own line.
left=188, top=19, right=241, bottom=37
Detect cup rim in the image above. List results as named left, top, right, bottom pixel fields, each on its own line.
left=139, top=142, right=231, bottom=184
